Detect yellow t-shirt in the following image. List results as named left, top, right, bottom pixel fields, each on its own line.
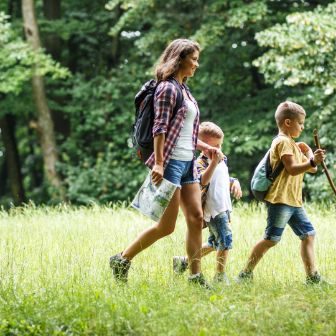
left=264, top=135, right=307, bottom=207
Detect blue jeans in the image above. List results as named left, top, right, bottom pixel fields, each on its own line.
left=163, top=159, right=198, bottom=188
left=206, top=211, right=233, bottom=251
left=264, top=203, right=315, bottom=242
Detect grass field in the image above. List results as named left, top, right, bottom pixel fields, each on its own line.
left=0, top=203, right=335, bottom=335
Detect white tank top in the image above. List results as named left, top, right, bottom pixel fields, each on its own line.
left=171, top=100, right=197, bottom=161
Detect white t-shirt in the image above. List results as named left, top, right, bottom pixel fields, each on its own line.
left=171, top=100, right=197, bottom=161
left=203, top=160, right=232, bottom=222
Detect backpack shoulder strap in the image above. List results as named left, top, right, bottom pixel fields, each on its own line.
left=269, top=160, right=284, bottom=181
left=267, top=136, right=285, bottom=181
left=167, top=78, right=184, bottom=118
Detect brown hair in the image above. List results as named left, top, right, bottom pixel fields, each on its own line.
left=199, top=121, right=224, bottom=140
left=275, top=101, right=306, bottom=127
left=155, top=39, right=200, bottom=82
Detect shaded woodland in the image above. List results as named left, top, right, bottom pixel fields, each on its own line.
left=1, top=0, right=335, bottom=206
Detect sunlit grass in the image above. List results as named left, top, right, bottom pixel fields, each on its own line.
left=0, top=203, right=335, bottom=335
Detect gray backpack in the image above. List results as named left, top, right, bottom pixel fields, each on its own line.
left=251, top=148, right=284, bottom=201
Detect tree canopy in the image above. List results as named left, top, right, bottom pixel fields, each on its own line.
left=0, top=0, right=335, bottom=206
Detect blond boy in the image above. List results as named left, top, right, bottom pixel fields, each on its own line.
left=237, top=101, right=328, bottom=284
left=174, top=122, right=242, bottom=283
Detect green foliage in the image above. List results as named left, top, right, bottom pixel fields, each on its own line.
left=2, top=1, right=336, bottom=204
left=253, top=2, right=336, bottom=199
left=59, top=68, right=147, bottom=204
left=0, top=12, right=69, bottom=96
left=254, top=3, right=336, bottom=91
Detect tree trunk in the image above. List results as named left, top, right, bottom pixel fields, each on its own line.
left=0, top=113, right=26, bottom=205
left=21, top=0, right=65, bottom=201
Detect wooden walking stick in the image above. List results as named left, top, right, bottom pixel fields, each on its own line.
left=313, top=129, right=336, bottom=196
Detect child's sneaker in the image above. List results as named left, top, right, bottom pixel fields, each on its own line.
left=173, top=256, right=188, bottom=274
left=306, top=272, right=333, bottom=286
left=109, top=253, right=131, bottom=283
left=214, top=272, right=230, bottom=285
left=235, top=270, right=253, bottom=283
left=188, top=273, right=212, bottom=290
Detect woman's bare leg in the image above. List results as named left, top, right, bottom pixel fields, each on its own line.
left=122, top=188, right=181, bottom=260
left=180, top=183, right=203, bottom=275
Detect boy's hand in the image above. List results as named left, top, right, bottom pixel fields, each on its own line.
left=209, top=149, right=224, bottom=164
left=230, top=180, right=242, bottom=199
left=312, top=148, right=326, bottom=165
left=204, top=146, right=220, bottom=158
left=297, top=142, right=313, bottom=158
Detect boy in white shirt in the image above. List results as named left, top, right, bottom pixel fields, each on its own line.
left=173, top=122, right=242, bottom=283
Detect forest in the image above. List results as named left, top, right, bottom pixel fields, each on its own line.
left=1, top=0, right=335, bottom=206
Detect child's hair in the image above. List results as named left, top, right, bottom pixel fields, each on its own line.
left=275, top=101, right=306, bottom=127
left=199, top=121, right=224, bottom=139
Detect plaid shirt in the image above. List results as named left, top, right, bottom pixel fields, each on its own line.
left=197, top=154, right=236, bottom=208
left=146, top=80, right=200, bottom=179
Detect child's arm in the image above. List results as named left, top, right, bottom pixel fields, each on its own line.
left=197, top=138, right=221, bottom=158
left=230, top=178, right=242, bottom=199
left=281, top=148, right=325, bottom=176
left=199, top=151, right=224, bottom=186
left=296, top=142, right=317, bottom=173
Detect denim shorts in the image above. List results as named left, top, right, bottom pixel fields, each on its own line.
left=206, top=211, right=233, bottom=251
left=163, top=159, right=198, bottom=188
left=264, top=203, right=316, bottom=242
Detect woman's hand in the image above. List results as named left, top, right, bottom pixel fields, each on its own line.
left=151, top=163, right=164, bottom=185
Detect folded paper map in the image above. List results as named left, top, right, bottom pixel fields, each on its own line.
left=131, top=173, right=178, bottom=222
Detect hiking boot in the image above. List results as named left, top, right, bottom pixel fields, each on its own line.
left=306, top=272, right=333, bottom=286
left=214, top=272, right=230, bottom=285
left=235, top=270, right=253, bottom=284
left=188, top=273, right=213, bottom=290
left=109, top=253, right=131, bottom=283
left=173, top=256, right=188, bottom=274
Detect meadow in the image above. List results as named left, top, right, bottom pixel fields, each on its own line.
left=0, top=203, right=335, bottom=335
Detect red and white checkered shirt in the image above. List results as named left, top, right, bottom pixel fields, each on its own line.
left=145, top=80, right=200, bottom=179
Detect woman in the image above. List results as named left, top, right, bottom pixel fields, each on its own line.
left=110, top=39, right=219, bottom=286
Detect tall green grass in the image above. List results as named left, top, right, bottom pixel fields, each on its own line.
left=0, top=203, right=335, bottom=335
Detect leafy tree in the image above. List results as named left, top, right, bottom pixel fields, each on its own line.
left=106, top=0, right=333, bottom=200
left=0, top=10, right=68, bottom=205
left=0, top=12, right=67, bottom=94
left=254, top=2, right=336, bottom=200
left=2, top=0, right=335, bottom=205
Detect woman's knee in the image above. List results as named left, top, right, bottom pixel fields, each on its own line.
left=186, top=211, right=203, bottom=229
left=155, top=223, right=175, bottom=237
